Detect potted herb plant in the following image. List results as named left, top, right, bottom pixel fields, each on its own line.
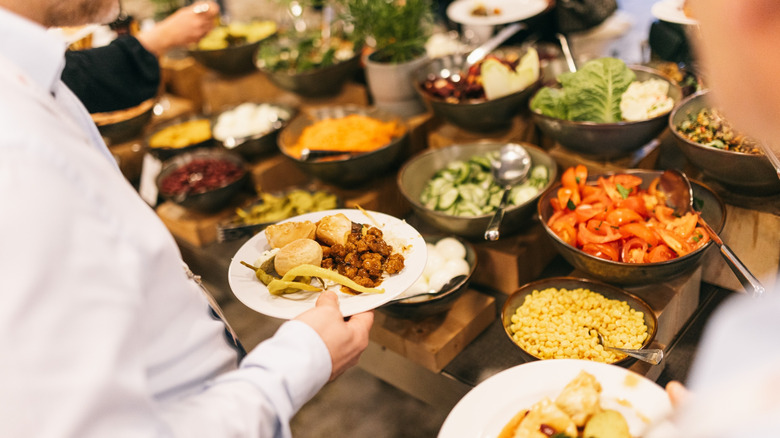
left=339, top=0, right=434, bottom=117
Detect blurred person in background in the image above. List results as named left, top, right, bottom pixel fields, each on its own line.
left=656, top=0, right=780, bottom=436
left=0, top=0, right=373, bottom=437
left=62, top=1, right=220, bottom=113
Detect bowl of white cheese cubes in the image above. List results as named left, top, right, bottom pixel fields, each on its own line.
left=381, top=235, right=477, bottom=318
left=211, top=102, right=296, bottom=159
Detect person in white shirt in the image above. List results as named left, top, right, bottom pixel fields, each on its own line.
left=0, top=1, right=373, bottom=437
left=655, top=0, right=780, bottom=436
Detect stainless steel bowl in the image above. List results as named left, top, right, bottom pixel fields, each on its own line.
left=259, top=53, right=362, bottom=98
left=381, top=235, right=477, bottom=319
left=530, top=66, right=683, bottom=158
left=398, top=142, right=557, bottom=240
left=157, top=148, right=248, bottom=213
left=538, top=169, right=726, bottom=285
left=501, top=276, right=658, bottom=367
left=211, top=102, right=297, bottom=160
left=669, top=89, right=780, bottom=195
left=277, top=105, right=410, bottom=186
left=412, top=47, right=541, bottom=133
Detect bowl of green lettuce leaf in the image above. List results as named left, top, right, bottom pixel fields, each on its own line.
left=529, top=58, right=682, bottom=159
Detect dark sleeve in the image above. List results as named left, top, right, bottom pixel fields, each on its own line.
left=62, top=35, right=161, bottom=114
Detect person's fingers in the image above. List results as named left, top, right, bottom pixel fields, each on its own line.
left=346, top=310, right=374, bottom=334
left=666, top=380, right=690, bottom=407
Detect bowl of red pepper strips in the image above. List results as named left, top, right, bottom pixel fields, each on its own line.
left=538, top=166, right=726, bottom=285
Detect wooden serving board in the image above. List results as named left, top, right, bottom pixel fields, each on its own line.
left=371, top=289, right=496, bottom=373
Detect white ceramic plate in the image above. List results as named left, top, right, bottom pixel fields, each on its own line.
left=651, top=0, right=698, bottom=26
left=438, top=359, right=672, bottom=438
left=228, top=209, right=427, bottom=319
left=446, top=0, right=548, bottom=26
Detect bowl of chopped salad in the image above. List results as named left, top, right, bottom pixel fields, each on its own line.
left=530, top=59, right=682, bottom=159
left=398, top=142, right=556, bottom=240
left=539, top=167, right=726, bottom=285
left=256, top=30, right=362, bottom=97
left=670, top=89, right=780, bottom=195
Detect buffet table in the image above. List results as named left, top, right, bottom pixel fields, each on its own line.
left=106, top=57, right=780, bottom=414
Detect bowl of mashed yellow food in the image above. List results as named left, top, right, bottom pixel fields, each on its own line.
left=146, top=115, right=215, bottom=160
left=189, top=20, right=277, bottom=75
left=277, top=105, right=410, bottom=186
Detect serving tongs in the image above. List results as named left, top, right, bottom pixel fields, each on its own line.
left=299, top=148, right=358, bottom=162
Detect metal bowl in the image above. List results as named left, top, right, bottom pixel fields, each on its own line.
left=145, top=114, right=216, bottom=161
left=501, top=276, right=658, bottom=367
left=412, top=47, right=541, bottom=133
left=381, top=235, right=478, bottom=319
left=156, top=148, right=248, bottom=213
left=93, top=98, right=155, bottom=144
left=397, top=142, right=557, bottom=240
left=538, top=169, right=726, bottom=285
left=530, top=66, right=683, bottom=158
left=277, top=105, right=410, bottom=186
left=259, top=53, right=362, bottom=98
left=211, top=102, right=297, bottom=160
left=669, top=89, right=780, bottom=195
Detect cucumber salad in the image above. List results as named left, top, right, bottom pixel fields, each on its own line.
left=420, top=151, right=550, bottom=216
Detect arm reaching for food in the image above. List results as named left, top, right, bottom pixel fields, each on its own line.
left=136, top=1, right=220, bottom=56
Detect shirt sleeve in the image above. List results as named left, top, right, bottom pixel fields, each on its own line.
left=61, top=35, right=160, bottom=113
left=156, top=321, right=332, bottom=438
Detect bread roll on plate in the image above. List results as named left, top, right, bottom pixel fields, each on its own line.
left=265, top=220, right=316, bottom=249
left=316, top=213, right=352, bottom=246
left=274, top=238, right=323, bottom=276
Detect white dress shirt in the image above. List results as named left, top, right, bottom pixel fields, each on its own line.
left=0, top=7, right=330, bottom=437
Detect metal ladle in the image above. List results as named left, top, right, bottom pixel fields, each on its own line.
left=484, top=143, right=531, bottom=241
left=586, top=326, right=664, bottom=365
left=658, top=169, right=765, bottom=298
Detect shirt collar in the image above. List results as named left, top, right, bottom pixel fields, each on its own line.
left=0, top=7, right=68, bottom=96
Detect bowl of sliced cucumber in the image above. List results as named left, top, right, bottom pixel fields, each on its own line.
left=397, top=142, right=557, bottom=240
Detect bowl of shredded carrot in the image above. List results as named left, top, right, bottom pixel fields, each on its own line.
left=278, top=105, right=410, bottom=185
left=538, top=166, right=726, bottom=285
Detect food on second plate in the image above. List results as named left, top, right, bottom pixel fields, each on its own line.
left=676, top=107, right=762, bottom=154
left=420, top=48, right=540, bottom=102
left=470, top=3, right=501, bottom=16
left=234, top=189, right=338, bottom=225
left=286, top=114, right=405, bottom=159
left=507, top=286, right=648, bottom=363
left=498, top=371, right=631, bottom=438
left=546, top=165, right=710, bottom=263
left=196, top=20, right=276, bottom=50
left=256, top=31, right=358, bottom=73
left=212, top=103, right=292, bottom=143
left=149, top=118, right=211, bottom=149
left=398, top=237, right=470, bottom=300
left=419, top=151, right=550, bottom=217
left=241, top=213, right=406, bottom=296
left=158, top=156, right=244, bottom=196
left=530, top=57, right=674, bottom=123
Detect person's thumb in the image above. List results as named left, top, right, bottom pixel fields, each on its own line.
left=315, top=290, right=339, bottom=308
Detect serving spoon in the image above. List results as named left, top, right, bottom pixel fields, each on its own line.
left=586, top=326, right=664, bottom=365
left=658, top=169, right=765, bottom=298
left=484, top=143, right=531, bottom=241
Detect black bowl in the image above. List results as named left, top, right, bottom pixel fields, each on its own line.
left=381, top=235, right=477, bottom=319
left=669, top=89, right=780, bottom=195
left=211, top=102, right=297, bottom=160
left=146, top=115, right=216, bottom=161
left=157, top=148, right=248, bottom=213
left=260, top=53, right=362, bottom=98
left=277, top=105, right=410, bottom=186
left=538, top=169, right=726, bottom=285
left=530, top=66, right=683, bottom=158
left=93, top=98, right=155, bottom=144
left=412, top=47, right=541, bottom=133
left=501, top=276, right=658, bottom=367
